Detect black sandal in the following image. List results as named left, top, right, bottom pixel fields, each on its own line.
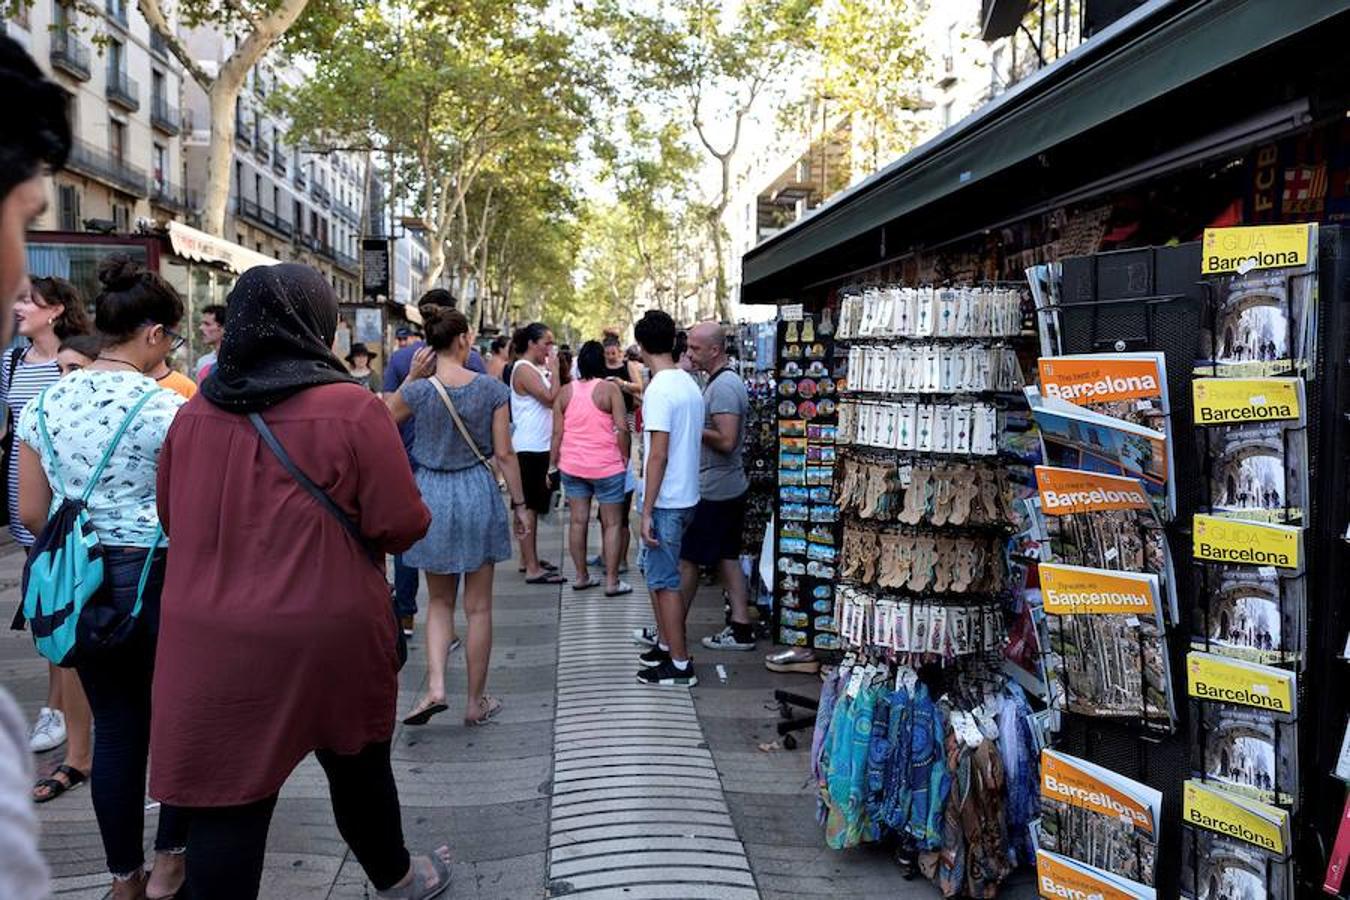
left=33, top=764, right=87, bottom=803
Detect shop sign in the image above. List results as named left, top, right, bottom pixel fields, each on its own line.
left=362, top=238, right=391, bottom=302
left=1201, top=223, right=1314, bottom=275
left=166, top=221, right=278, bottom=275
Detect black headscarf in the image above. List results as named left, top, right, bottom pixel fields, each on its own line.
left=201, top=263, right=358, bottom=413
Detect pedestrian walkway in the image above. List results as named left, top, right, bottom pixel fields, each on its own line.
left=547, top=576, right=756, bottom=899
left=3, top=518, right=1036, bottom=898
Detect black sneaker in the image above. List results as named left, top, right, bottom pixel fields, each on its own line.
left=638, top=646, right=670, bottom=668
left=631, top=626, right=658, bottom=647
left=637, top=659, right=698, bottom=687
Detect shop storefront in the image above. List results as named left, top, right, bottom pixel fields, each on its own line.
left=742, top=2, right=1350, bottom=897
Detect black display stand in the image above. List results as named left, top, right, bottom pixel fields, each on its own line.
left=1051, top=229, right=1350, bottom=896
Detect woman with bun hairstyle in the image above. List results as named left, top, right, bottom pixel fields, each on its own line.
left=5, top=277, right=94, bottom=807
left=151, top=264, right=443, bottom=900
left=388, top=302, right=530, bottom=727
left=16, top=256, right=188, bottom=899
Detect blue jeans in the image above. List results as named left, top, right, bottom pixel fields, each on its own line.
left=641, top=506, right=694, bottom=592
left=392, top=553, right=419, bottom=617
left=76, top=547, right=190, bottom=876
left=561, top=470, right=627, bottom=504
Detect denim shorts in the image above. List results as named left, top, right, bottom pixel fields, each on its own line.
left=561, top=470, right=627, bottom=505
left=641, top=506, right=695, bottom=592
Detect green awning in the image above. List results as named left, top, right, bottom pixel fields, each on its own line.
left=741, top=0, right=1350, bottom=299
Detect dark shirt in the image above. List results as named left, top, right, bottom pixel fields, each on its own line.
left=604, top=361, right=636, bottom=413
left=384, top=343, right=488, bottom=463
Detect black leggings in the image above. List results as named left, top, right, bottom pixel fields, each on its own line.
left=185, top=741, right=411, bottom=899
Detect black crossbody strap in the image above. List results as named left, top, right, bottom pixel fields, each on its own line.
left=249, top=412, right=380, bottom=566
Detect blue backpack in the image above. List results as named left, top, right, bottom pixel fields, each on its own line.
left=22, top=387, right=163, bottom=667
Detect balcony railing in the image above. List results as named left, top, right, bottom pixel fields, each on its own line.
left=236, top=196, right=293, bottom=238
left=66, top=138, right=147, bottom=197
left=294, top=233, right=319, bottom=253
left=294, top=167, right=307, bottom=189
left=150, top=179, right=196, bottom=213
left=149, top=29, right=170, bottom=60
left=316, top=239, right=336, bottom=261
left=255, top=143, right=270, bottom=164
left=310, top=182, right=330, bottom=206
left=333, top=249, right=359, bottom=273
left=151, top=96, right=180, bottom=135
left=273, top=154, right=287, bottom=176
left=49, top=31, right=91, bottom=81
left=333, top=199, right=360, bottom=226
left=106, top=70, right=140, bottom=112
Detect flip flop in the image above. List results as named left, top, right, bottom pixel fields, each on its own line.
left=517, top=560, right=559, bottom=573
left=402, top=700, right=449, bottom=726
left=465, top=695, right=503, bottom=726
left=524, top=572, right=566, bottom=585
left=572, top=579, right=601, bottom=591
left=605, top=580, right=634, bottom=597
left=377, top=846, right=452, bottom=899
left=32, top=764, right=87, bottom=804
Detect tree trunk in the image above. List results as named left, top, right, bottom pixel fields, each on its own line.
left=202, top=79, right=245, bottom=237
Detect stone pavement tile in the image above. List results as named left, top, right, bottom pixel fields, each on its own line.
left=724, top=790, right=829, bottom=848
left=746, top=842, right=936, bottom=899
left=394, top=720, right=553, bottom=763
left=328, top=851, right=548, bottom=900
left=256, top=852, right=343, bottom=899
left=399, top=798, right=549, bottom=862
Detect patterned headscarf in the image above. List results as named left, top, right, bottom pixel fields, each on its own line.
left=201, top=263, right=357, bottom=413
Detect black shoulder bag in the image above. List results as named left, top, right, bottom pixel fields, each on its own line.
left=249, top=412, right=407, bottom=670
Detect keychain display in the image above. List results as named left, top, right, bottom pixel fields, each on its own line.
left=836, top=455, right=1018, bottom=527
left=834, top=586, right=1003, bottom=660
left=836, top=285, right=1023, bottom=340
left=845, top=343, right=1023, bottom=395
left=838, top=399, right=1000, bottom=455
left=838, top=525, right=1004, bottom=594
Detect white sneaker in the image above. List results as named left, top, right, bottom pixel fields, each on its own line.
left=631, top=626, right=658, bottom=647
left=29, top=707, right=67, bottom=753
left=701, top=626, right=756, bottom=651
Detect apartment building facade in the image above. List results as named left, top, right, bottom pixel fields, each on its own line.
left=6, top=0, right=188, bottom=234
left=180, top=32, right=367, bottom=304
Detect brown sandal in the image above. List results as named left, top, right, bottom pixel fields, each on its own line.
left=464, top=695, right=502, bottom=726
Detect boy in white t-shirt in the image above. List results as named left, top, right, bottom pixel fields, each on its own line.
left=634, top=310, right=704, bottom=687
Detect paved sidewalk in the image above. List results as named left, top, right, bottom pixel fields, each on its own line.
left=4, top=517, right=1038, bottom=898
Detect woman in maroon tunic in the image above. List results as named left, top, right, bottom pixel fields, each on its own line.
left=149, top=265, right=448, bottom=900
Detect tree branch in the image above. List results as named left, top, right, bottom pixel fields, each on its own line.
left=136, top=0, right=213, bottom=91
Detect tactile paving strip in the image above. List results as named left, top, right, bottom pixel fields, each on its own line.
left=546, top=588, right=760, bottom=900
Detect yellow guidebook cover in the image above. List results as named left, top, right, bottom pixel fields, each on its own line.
left=1183, top=780, right=1290, bottom=857
left=1039, top=563, right=1159, bottom=616
left=1192, top=515, right=1302, bottom=569
left=1186, top=651, right=1296, bottom=716
left=1038, top=356, right=1165, bottom=405
left=1036, top=467, right=1152, bottom=516
left=1201, top=224, right=1314, bottom=275
left=1193, top=378, right=1303, bottom=426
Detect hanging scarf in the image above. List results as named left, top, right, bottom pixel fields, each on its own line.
left=202, top=263, right=357, bottom=413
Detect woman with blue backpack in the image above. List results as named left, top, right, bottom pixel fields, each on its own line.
left=17, top=254, right=189, bottom=900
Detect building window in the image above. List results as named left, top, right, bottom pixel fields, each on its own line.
left=58, top=184, right=80, bottom=231
left=990, top=46, right=1004, bottom=97
left=112, top=202, right=130, bottom=232
left=253, top=173, right=261, bottom=203
left=942, top=101, right=954, bottom=128
left=272, top=185, right=280, bottom=214
left=109, top=119, right=126, bottom=162
left=108, top=39, right=124, bottom=82
left=153, top=143, right=167, bottom=191
left=294, top=199, right=303, bottom=229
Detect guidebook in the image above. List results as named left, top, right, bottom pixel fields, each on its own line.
left=1195, top=223, right=1318, bottom=380
left=1036, top=849, right=1156, bottom=900
left=1038, top=352, right=1171, bottom=435
left=1193, top=377, right=1308, bottom=526
left=1192, top=516, right=1303, bottom=573
left=1181, top=826, right=1294, bottom=900
left=1037, top=749, right=1162, bottom=887
left=1182, top=780, right=1291, bottom=860
left=1189, top=565, right=1305, bottom=668
left=1034, top=465, right=1177, bottom=624
left=1190, top=702, right=1298, bottom=809
left=1040, top=563, right=1175, bottom=728
left=1027, top=388, right=1174, bottom=519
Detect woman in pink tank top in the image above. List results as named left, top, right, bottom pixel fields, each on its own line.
left=550, top=341, right=632, bottom=595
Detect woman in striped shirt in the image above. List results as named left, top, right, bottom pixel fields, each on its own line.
left=3, top=275, right=94, bottom=803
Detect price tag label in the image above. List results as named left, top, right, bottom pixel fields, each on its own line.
left=1259, top=566, right=1278, bottom=578
left=1124, top=616, right=1141, bottom=628
left=1250, top=394, right=1267, bottom=406
left=1103, top=547, right=1119, bottom=563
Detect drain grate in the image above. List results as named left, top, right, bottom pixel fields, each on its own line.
left=546, top=588, right=760, bottom=900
